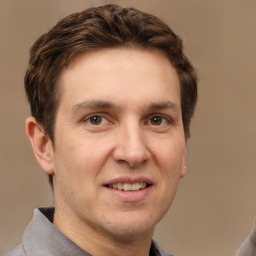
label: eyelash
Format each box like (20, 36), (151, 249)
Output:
(146, 114), (172, 126)
(82, 113), (173, 127)
(83, 113), (110, 126)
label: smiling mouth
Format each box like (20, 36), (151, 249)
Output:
(105, 182), (149, 191)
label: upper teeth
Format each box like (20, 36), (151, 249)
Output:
(108, 182), (147, 191)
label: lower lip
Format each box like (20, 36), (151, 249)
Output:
(104, 186), (153, 202)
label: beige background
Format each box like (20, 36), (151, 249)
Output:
(1, 0), (256, 255)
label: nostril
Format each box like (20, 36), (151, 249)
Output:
(116, 158), (148, 169)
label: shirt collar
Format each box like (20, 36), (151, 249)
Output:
(22, 207), (173, 256)
(22, 207), (90, 256)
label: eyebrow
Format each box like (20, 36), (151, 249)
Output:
(148, 101), (180, 112)
(71, 100), (180, 114)
(72, 100), (116, 113)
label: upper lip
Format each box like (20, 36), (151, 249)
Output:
(103, 176), (154, 186)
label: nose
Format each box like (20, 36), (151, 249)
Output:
(112, 122), (150, 168)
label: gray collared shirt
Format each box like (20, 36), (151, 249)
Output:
(5, 207), (174, 256)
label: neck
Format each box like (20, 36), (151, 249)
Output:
(53, 205), (154, 256)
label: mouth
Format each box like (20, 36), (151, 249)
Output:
(105, 182), (150, 191)
(103, 178), (153, 201)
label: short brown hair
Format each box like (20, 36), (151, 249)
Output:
(25, 4), (197, 184)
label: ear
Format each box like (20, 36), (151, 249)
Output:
(25, 117), (54, 175)
(180, 151), (187, 179)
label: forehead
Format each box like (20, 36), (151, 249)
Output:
(57, 48), (180, 111)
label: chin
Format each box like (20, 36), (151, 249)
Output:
(103, 212), (160, 240)
(108, 225), (154, 242)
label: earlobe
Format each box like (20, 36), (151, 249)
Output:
(25, 117), (54, 175)
(180, 154), (187, 179)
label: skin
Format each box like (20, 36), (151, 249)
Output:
(26, 48), (187, 256)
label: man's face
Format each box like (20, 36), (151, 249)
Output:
(51, 48), (186, 240)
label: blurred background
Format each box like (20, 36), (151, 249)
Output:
(1, 0), (256, 255)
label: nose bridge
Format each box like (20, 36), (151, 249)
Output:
(113, 118), (149, 167)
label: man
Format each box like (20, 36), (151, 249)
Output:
(6, 4), (197, 256)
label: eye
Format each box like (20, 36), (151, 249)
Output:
(89, 115), (104, 125)
(149, 115), (168, 126)
(150, 116), (164, 125)
(86, 115), (108, 125)
(81, 113), (114, 132)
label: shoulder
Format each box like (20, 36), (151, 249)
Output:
(4, 243), (26, 256)
(236, 218), (256, 256)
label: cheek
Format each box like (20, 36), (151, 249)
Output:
(154, 139), (186, 200)
(54, 134), (112, 181)
(52, 142), (95, 208)
(154, 139), (185, 171)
